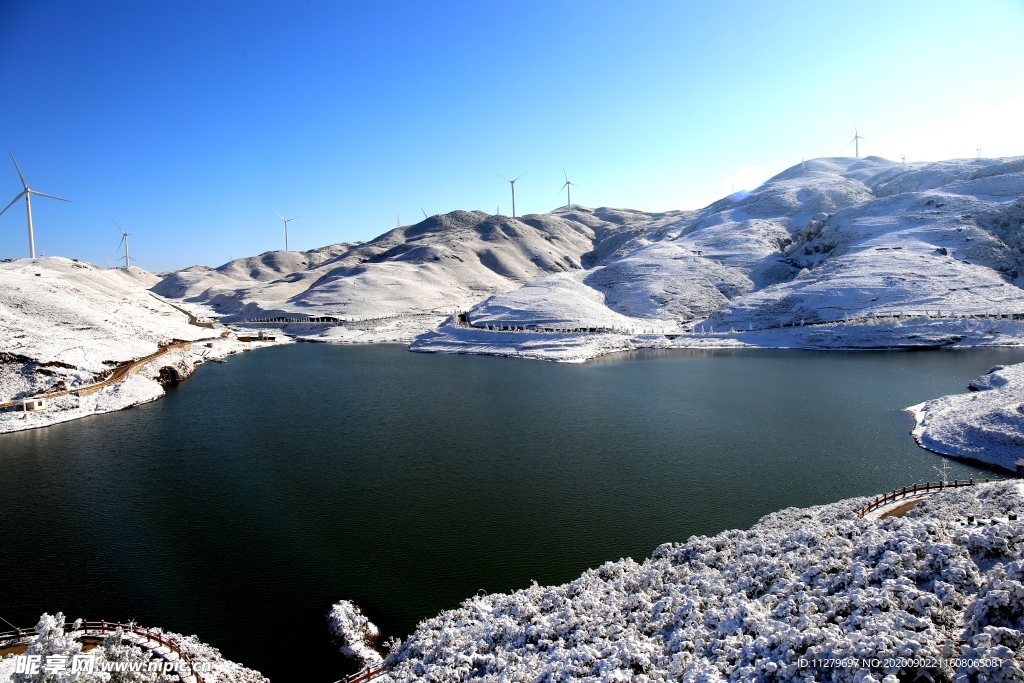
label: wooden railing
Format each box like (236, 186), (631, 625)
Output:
(336, 663), (387, 683)
(856, 478), (989, 517)
(0, 620), (206, 683)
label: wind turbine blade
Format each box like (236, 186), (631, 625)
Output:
(0, 190), (26, 217)
(421, 208), (428, 219)
(496, 173), (511, 182)
(111, 218), (122, 232)
(557, 181), (568, 194)
(9, 152), (27, 189)
(513, 172), (527, 182)
(29, 190), (71, 202)
(841, 138), (855, 152)
(275, 211), (285, 220)
(563, 167), (568, 183)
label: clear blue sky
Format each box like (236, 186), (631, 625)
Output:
(2, 1), (1023, 271)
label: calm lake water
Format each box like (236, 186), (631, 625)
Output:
(2, 344), (1022, 681)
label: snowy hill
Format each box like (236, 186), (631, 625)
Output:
(341, 481), (1024, 683)
(153, 155), (1024, 356)
(153, 209), (675, 341)
(0, 257), (262, 433)
(413, 155), (1024, 360)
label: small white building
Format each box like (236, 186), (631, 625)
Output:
(21, 398), (47, 412)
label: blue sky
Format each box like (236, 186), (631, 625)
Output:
(1, 1), (1023, 271)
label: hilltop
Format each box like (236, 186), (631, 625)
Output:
(152, 155), (1024, 356)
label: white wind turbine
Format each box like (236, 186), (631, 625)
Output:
(843, 128), (866, 158)
(0, 152), (71, 258)
(496, 172), (526, 218)
(113, 220), (133, 267)
(558, 168), (579, 210)
(275, 211), (300, 251)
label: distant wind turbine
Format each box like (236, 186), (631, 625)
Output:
(275, 211), (300, 251)
(0, 152), (71, 258)
(843, 128), (866, 158)
(558, 168), (579, 210)
(113, 220), (133, 267)
(497, 172), (526, 218)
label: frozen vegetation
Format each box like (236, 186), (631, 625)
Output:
(333, 481), (1024, 683)
(910, 362), (1024, 471)
(0, 612), (267, 682)
(327, 601), (384, 668)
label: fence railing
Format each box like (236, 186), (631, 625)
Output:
(856, 478), (989, 518)
(336, 663), (387, 683)
(0, 621), (206, 683)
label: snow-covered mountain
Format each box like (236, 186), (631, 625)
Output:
(155, 155), (1024, 358)
(419, 156), (1024, 360)
(153, 210), (665, 325)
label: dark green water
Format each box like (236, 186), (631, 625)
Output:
(1, 344), (1020, 681)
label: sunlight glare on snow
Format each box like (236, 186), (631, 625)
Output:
(722, 164), (768, 198)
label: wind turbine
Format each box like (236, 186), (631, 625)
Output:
(843, 128), (866, 158)
(496, 172), (525, 218)
(0, 152), (71, 258)
(275, 211), (300, 251)
(558, 168), (579, 210)
(113, 220), (133, 267)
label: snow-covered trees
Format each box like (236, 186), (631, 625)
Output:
(377, 482), (1024, 682)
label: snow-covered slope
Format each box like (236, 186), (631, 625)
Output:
(0, 257), (270, 433)
(153, 209), (672, 341)
(365, 481), (1024, 683)
(415, 156), (1024, 360)
(910, 362), (1024, 471)
(150, 155), (1024, 358)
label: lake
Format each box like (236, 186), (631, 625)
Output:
(1, 344), (1020, 682)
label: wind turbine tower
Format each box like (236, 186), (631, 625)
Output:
(558, 168), (579, 210)
(0, 152), (71, 258)
(845, 128), (866, 158)
(114, 220), (133, 267)
(275, 211), (300, 251)
(497, 173), (525, 218)
(977, 145), (982, 158)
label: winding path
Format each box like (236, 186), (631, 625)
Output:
(0, 296), (224, 411)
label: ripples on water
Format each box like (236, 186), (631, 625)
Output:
(2, 344), (1020, 682)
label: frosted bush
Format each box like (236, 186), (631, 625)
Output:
(328, 600), (384, 667)
(376, 483), (1024, 682)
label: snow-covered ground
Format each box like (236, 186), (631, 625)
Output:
(150, 155), (1024, 361)
(910, 362), (1024, 471)
(335, 481), (1024, 683)
(152, 209), (676, 342)
(412, 156), (1024, 361)
(0, 257), (285, 434)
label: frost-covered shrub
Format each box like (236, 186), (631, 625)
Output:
(379, 483), (1024, 682)
(12, 613), (100, 683)
(8, 615), (267, 683)
(328, 600), (383, 667)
